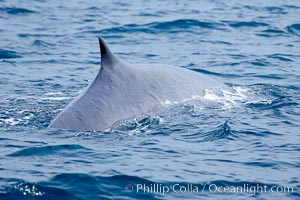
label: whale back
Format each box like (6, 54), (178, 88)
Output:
(49, 37), (224, 131)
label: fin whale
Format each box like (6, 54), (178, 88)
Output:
(49, 36), (225, 131)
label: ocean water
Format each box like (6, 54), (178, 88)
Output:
(0, 0), (300, 199)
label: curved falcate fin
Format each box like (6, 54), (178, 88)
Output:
(98, 36), (119, 69)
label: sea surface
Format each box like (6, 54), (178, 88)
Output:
(0, 0), (300, 199)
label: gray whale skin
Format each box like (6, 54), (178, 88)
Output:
(49, 36), (225, 131)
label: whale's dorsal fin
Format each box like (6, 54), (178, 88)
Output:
(98, 36), (118, 69)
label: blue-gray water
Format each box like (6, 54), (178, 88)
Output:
(0, 0), (300, 199)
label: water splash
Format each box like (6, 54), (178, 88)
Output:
(204, 86), (249, 108)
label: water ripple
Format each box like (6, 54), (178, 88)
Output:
(0, 49), (21, 59)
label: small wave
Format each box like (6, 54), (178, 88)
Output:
(100, 19), (225, 34)
(0, 7), (36, 15)
(179, 121), (232, 143)
(149, 19), (224, 30)
(32, 39), (55, 47)
(18, 33), (65, 38)
(257, 28), (288, 37)
(225, 21), (268, 28)
(283, 5), (300, 9)
(0, 49), (21, 59)
(249, 58), (272, 67)
(262, 28), (286, 34)
(286, 24), (300, 35)
(234, 130), (283, 138)
(268, 54), (294, 62)
(7, 144), (90, 157)
(265, 6), (287, 14)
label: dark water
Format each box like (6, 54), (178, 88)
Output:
(1, 0), (300, 199)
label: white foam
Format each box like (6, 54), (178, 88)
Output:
(204, 86), (249, 108)
(44, 92), (65, 96)
(160, 95), (202, 107)
(41, 96), (70, 101)
(4, 118), (20, 125)
(42, 92), (70, 101)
